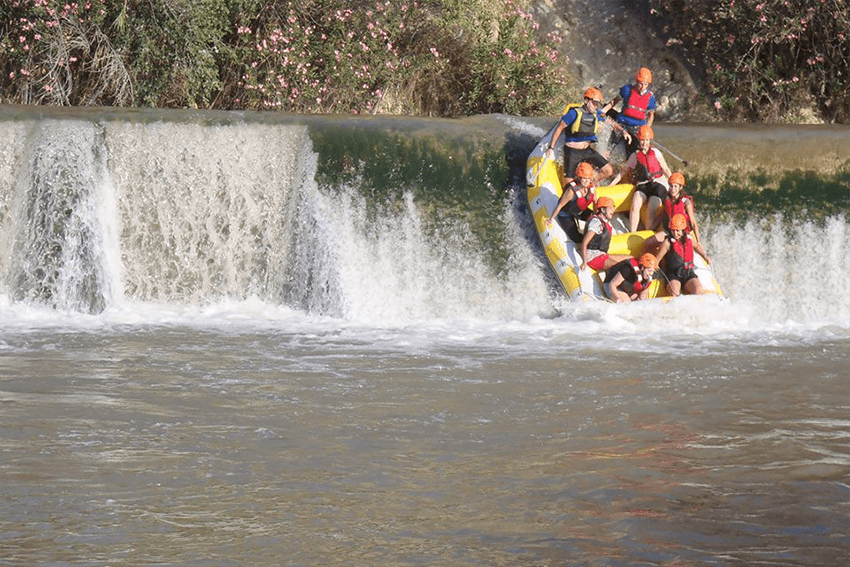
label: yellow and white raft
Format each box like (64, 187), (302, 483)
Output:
(525, 123), (723, 302)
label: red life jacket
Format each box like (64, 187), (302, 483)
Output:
(668, 236), (694, 271)
(574, 184), (596, 211)
(606, 258), (650, 294)
(664, 194), (694, 232)
(627, 258), (650, 293)
(635, 148), (664, 181)
(622, 87), (654, 121)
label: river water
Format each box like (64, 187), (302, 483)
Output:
(1, 106), (848, 566)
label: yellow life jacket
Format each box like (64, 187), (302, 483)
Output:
(563, 103), (599, 139)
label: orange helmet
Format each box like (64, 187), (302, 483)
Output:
(670, 214), (688, 230)
(638, 253), (658, 270)
(596, 196), (614, 210)
(637, 125), (654, 140)
(575, 162), (595, 179)
(584, 87), (603, 103)
(635, 67), (652, 83)
(669, 172), (685, 186)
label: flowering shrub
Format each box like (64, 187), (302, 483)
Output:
(648, 0), (850, 122)
(0, 0), (572, 116)
(232, 0), (571, 115)
(0, 0), (132, 105)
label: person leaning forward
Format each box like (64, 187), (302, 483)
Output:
(604, 253), (658, 303)
(545, 161), (597, 243)
(544, 87), (632, 187)
(579, 196), (632, 272)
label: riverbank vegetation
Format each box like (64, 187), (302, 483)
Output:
(2, 0), (848, 123)
(648, 0), (849, 123)
(0, 0), (573, 116)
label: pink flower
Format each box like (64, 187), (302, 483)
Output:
(714, 101), (721, 111)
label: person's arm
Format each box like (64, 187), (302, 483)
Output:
(608, 271), (629, 302)
(579, 227), (596, 271)
(656, 149), (673, 180)
(655, 238), (670, 264)
(546, 109), (577, 157)
(693, 238), (711, 265)
(545, 120), (567, 158)
(642, 230), (666, 254)
(686, 200), (701, 244)
(547, 186), (576, 224)
(601, 95), (621, 115)
(604, 115), (631, 145)
(611, 153), (637, 186)
(646, 94), (657, 127)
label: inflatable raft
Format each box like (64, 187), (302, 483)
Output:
(526, 122), (723, 302)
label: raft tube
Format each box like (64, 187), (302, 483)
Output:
(526, 123), (723, 302)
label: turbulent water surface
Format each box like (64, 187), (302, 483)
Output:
(1, 106), (849, 566)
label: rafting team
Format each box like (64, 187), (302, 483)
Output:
(542, 67), (711, 302)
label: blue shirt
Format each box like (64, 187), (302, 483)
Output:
(560, 106), (607, 143)
(616, 84), (657, 127)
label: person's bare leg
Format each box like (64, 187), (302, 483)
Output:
(645, 196), (663, 231)
(630, 192), (646, 232)
(667, 279), (682, 297)
(684, 278), (704, 295)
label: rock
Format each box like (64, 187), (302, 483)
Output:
(530, 0), (698, 121)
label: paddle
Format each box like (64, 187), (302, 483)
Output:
(653, 139), (689, 167)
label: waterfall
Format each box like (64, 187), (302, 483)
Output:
(0, 117), (319, 314)
(2, 109), (846, 325)
(1, 120), (118, 313)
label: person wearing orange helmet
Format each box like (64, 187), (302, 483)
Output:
(611, 124), (672, 233)
(579, 196), (632, 272)
(602, 67), (657, 157)
(545, 161), (598, 242)
(543, 86), (631, 187)
(655, 213), (711, 296)
(603, 253), (658, 302)
(661, 171), (701, 244)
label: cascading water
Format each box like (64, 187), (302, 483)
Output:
(1, 109), (849, 328)
(1, 120), (119, 313)
(4, 109), (850, 567)
(0, 112), (552, 321)
(0, 117), (328, 315)
(105, 120), (316, 307)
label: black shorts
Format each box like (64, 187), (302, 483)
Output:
(564, 147), (609, 180)
(664, 265), (698, 285)
(636, 181), (668, 200)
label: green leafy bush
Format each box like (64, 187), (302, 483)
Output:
(649, 0), (850, 123)
(0, 0), (573, 116)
